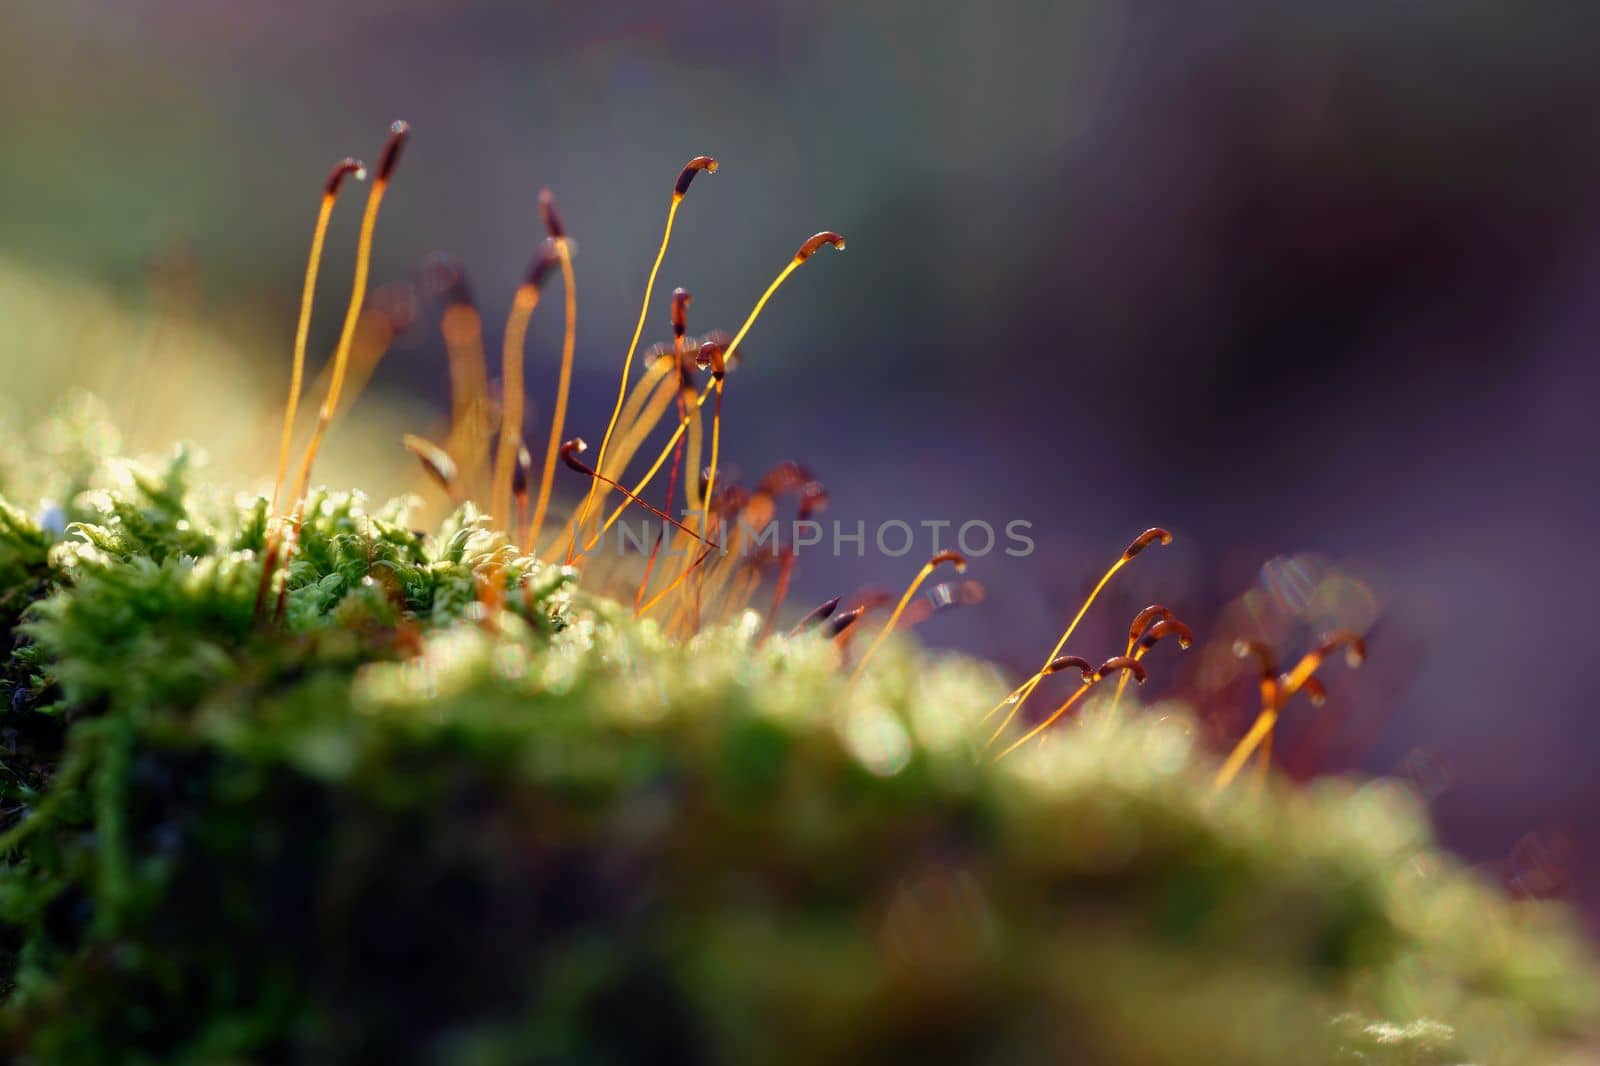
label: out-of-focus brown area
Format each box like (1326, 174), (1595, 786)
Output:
(3, 1), (1599, 920)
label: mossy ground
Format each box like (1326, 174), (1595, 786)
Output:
(0, 402), (1595, 1064)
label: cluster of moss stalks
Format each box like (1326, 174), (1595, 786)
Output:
(0, 400), (1595, 1064)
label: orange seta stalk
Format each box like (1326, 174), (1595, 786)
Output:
(636, 350), (695, 610)
(526, 190), (577, 552)
(570, 158), (715, 562)
(1110, 614), (1193, 710)
(993, 657), (1146, 758)
(490, 244), (559, 538)
(288, 121), (409, 515)
(984, 528), (1172, 738)
(259, 123), (406, 623)
(635, 545), (718, 615)
(1212, 636), (1361, 791)
(845, 551), (967, 689)
(584, 232), (845, 552)
(269, 158), (366, 520)
(686, 341), (729, 625)
(558, 438), (712, 546)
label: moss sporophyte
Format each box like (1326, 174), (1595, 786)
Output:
(0, 123), (1595, 1063)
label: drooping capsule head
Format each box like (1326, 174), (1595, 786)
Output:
(795, 231), (847, 262)
(1094, 656), (1148, 684)
(688, 329), (735, 373)
(325, 158), (368, 198)
(697, 339), (728, 380)
(928, 549), (968, 574)
(1139, 619), (1194, 651)
(1299, 676), (1329, 707)
(1044, 655), (1095, 683)
(376, 120), (410, 183)
(673, 156), (718, 199)
(1123, 527), (1174, 560)
(559, 437), (590, 473)
(1128, 604), (1176, 646)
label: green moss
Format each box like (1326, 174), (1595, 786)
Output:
(0, 404), (1595, 1064)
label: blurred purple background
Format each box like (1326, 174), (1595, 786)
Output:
(5, 2), (1600, 917)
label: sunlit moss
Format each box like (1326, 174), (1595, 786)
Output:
(0, 404), (1595, 1064)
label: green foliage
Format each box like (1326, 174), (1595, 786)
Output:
(0, 407), (1595, 1064)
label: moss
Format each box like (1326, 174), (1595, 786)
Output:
(0, 405), (1595, 1064)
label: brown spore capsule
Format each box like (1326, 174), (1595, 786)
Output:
(559, 437), (591, 473)
(1138, 619), (1194, 651)
(376, 120), (410, 183)
(674, 156), (718, 199)
(791, 596), (842, 634)
(829, 605), (866, 637)
(697, 339), (728, 380)
(1094, 656), (1147, 684)
(796, 231), (847, 262)
(1044, 655), (1095, 682)
(1122, 527), (1174, 560)
(1127, 604), (1177, 647)
(325, 158), (367, 197)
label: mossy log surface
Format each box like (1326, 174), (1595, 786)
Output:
(0, 403), (1595, 1064)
